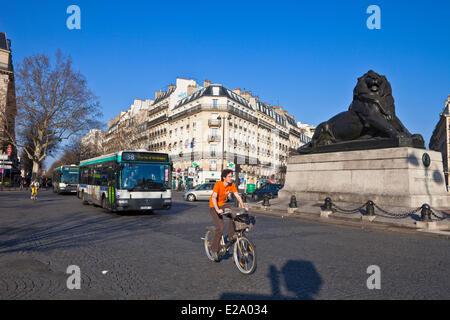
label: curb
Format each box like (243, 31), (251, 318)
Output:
(248, 205), (450, 240)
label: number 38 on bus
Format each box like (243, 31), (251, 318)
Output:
(77, 150), (172, 212)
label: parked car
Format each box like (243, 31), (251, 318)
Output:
(184, 182), (215, 201)
(251, 183), (284, 201)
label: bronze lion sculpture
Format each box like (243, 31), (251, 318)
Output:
(298, 70), (424, 153)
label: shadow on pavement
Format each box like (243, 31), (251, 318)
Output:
(220, 260), (322, 300)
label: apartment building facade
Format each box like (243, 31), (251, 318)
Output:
(0, 32), (18, 170)
(102, 78), (312, 189)
(429, 95), (450, 188)
(81, 129), (105, 158)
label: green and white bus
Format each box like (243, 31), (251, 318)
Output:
(77, 150), (172, 212)
(53, 165), (79, 194)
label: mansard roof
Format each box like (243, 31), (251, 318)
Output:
(153, 86), (176, 105)
(173, 85), (254, 110)
(172, 82), (298, 128)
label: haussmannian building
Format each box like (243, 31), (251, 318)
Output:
(429, 95), (450, 189)
(81, 129), (105, 158)
(99, 78), (313, 189)
(0, 32), (18, 168)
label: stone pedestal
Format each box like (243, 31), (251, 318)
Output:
(279, 147), (450, 208)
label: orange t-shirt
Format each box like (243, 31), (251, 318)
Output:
(209, 181), (237, 208)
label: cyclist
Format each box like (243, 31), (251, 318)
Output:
(209, 169), (248, 261)
(30, 178), (40, 200)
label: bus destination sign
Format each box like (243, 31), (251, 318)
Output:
(122, 152), (169, 163)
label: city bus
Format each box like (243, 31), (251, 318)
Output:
(52, 165), (79, 194)
(77, 150), (172, 212)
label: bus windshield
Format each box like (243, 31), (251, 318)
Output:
(62, 170), (78, 184)
(120, 163), (169, 191)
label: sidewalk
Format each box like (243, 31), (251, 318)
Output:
(0, 187), (29, 192)
(247, 197), (450, 240)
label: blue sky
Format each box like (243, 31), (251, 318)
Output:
(1, 0), (449, 166)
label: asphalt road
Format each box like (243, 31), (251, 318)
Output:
(0, 189), (449, 299)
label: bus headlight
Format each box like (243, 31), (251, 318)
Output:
(117, 200), (128, 205)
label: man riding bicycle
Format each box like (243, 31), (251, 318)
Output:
(30, 178), (40, 200)
(209, 169), (248, 261)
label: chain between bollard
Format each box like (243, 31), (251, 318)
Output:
(331, 201), (368, 214)
(429, 207), (450, 221)
(324, 197), (437, 220)
(373, 203), (421, 219)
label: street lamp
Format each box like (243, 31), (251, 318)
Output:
(216, 114), (231, 171)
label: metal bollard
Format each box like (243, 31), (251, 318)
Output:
(421, 204), (432, 222)
(263, 194), (270, 207)
(241, 193), (247, 203)
(289, 195), (298, 208)
(324, 197), (332, 211)
(366, 200), (375, 216)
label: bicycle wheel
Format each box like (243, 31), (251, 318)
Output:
(204, 230), (216, 262)
(233, 235), (257, 274)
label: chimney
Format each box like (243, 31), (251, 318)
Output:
(203, 79), (211, 87)
(233, 88), (242, 95)
(187, 84), (197, 96)
(272, 106), (283, 114)
(155, 90), (164, 99)
(168, 83), (175, 91)
(249, 96), (259, 108)
(243, 91), (252, 101)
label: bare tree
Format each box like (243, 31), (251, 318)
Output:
(0, 50), (102, 177)
(20, 127), (59, 176)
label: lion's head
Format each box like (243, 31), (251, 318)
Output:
(354, 70), (391, 96)
(353, 70), (395, 114)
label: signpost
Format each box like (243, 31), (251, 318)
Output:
(0, 156), (13, 188)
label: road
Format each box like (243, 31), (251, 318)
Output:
(0, 189), (449, 299)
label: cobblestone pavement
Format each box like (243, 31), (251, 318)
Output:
(0, 190), (449, 299)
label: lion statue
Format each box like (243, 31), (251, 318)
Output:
(298, 70), (424, 153)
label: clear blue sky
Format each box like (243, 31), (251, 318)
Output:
(1, 0), (449, 166)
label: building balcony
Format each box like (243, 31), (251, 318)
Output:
(208, 135), (221, 142)
(208, 119), (222, 127)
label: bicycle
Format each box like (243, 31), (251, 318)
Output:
(203, 208), (257, 275)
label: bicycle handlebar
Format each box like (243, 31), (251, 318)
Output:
(223, 208), (248, 219)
